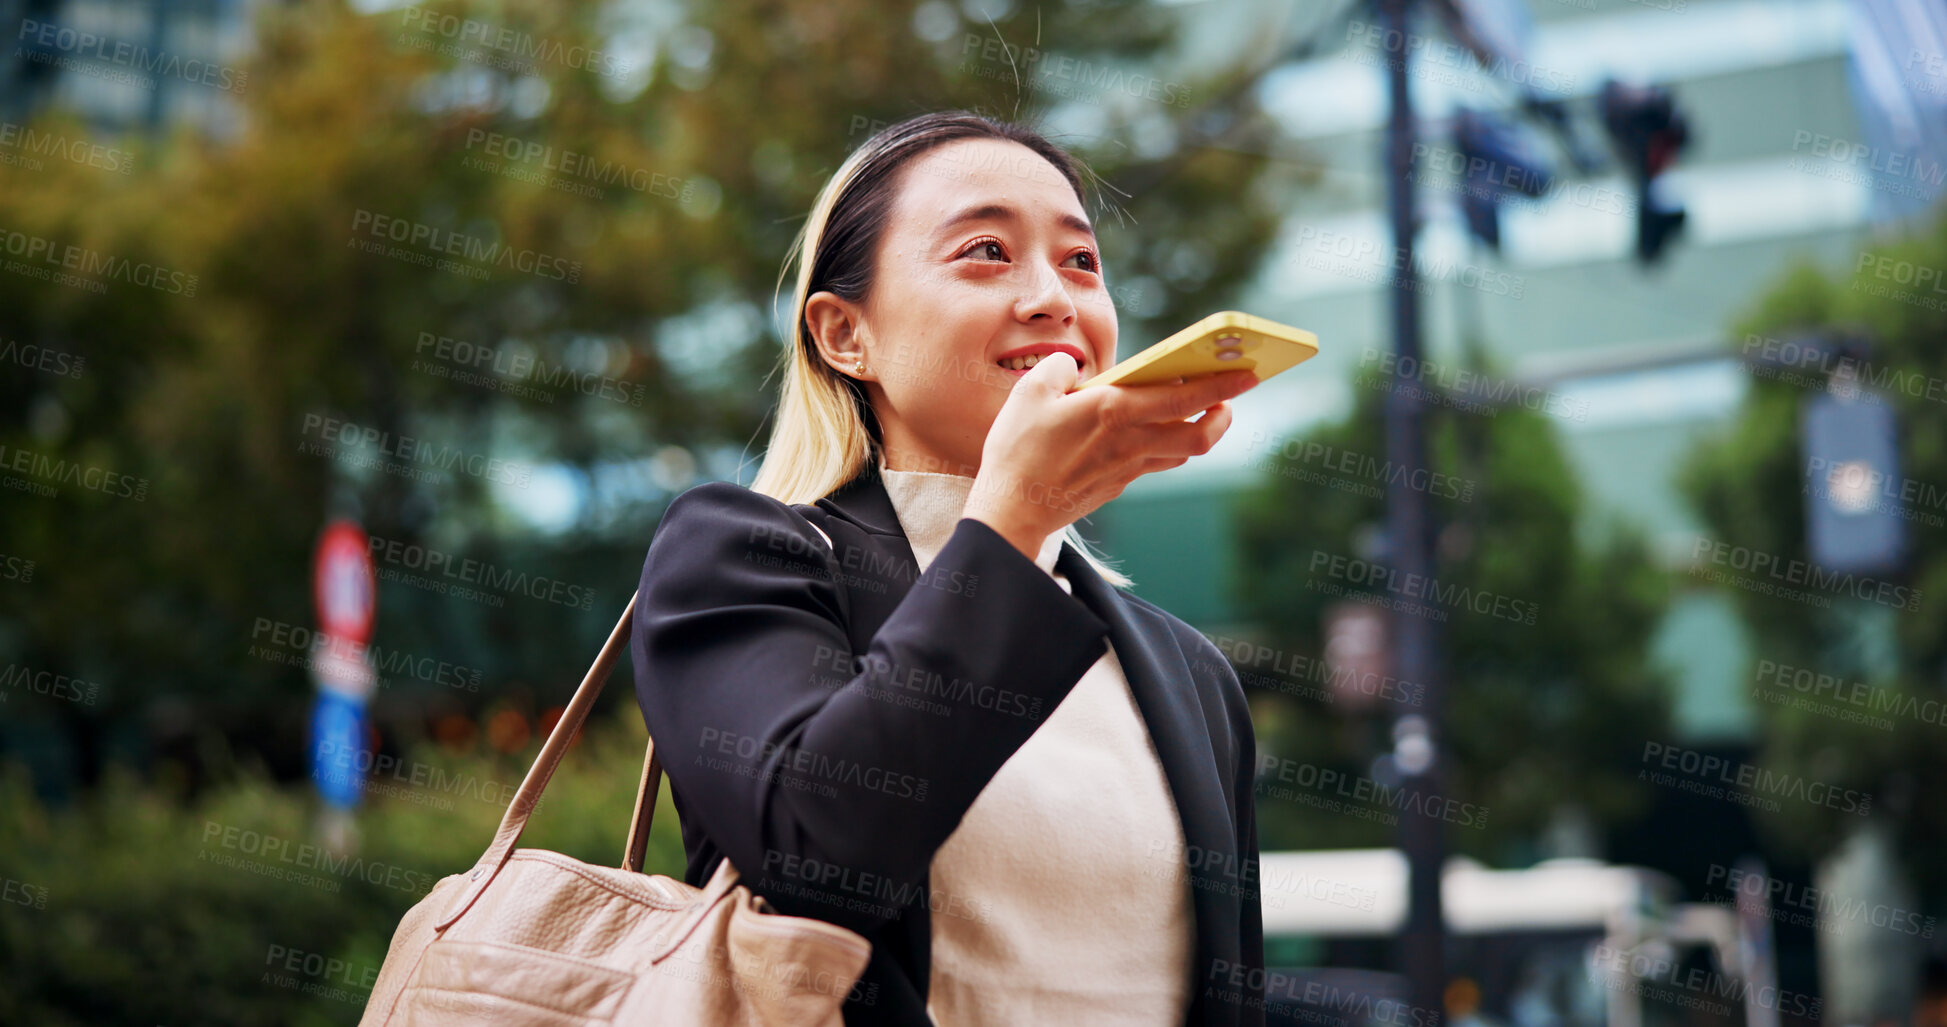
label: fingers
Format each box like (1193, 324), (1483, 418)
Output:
(988, 359), (1244, 525)
(1093, 451), (1194, 498)
(1098, 369), (1257, 427)
(1020, 350), (1081, 394)
(1085, 401), (1232, 495)
(1137, 400), (1233, 459)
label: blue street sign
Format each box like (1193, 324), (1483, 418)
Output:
(310, 691), (367, 809)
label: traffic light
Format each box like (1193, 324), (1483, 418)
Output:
(1450, 107), (1553, 252)
(1599, 79), (1691, 265)
(1801, 356), (1907, 576)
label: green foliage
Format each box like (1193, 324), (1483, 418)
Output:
(1233, 371), (1674, 858)
(0, 707), (683, 1026)
(1676, 211), (1947, 897)
(0, 0), (1297, 778)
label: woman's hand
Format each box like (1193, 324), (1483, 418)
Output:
(962, 352), (1259, 560)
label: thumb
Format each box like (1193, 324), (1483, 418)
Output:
(1020, 350), (1080, 394)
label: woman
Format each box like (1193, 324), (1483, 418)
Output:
(630, 110), (1265, 1027)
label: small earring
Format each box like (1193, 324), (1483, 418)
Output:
(853, 359), (867, 375)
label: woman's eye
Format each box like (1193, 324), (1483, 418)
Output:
(964, 239), (1006, 261)
(1065, 250), (1100, 273)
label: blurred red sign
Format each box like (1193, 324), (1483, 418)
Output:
(313, 520), (375, 645)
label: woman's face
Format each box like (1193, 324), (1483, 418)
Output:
(807, 137), (1117, 476)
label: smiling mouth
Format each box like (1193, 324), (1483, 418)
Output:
(996, 353), (1079, 372)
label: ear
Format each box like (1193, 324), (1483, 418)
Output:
(804, 291), (871, 380)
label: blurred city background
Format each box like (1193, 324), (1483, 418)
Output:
(2, 0), (1943, 1024)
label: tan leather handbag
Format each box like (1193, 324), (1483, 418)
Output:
(358, 593), (873, 1026)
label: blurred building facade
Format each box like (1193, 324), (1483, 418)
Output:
(1091, 0), (1912, 748)
(2, 0), (255, 136)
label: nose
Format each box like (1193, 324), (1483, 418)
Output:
(1015, 260), (1077, 326)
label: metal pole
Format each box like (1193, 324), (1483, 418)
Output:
(144, 0), (171, 133)
(1378, 0), (1447, 1021)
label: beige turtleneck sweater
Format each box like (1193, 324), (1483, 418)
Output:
(874, 462), (1196, 1027)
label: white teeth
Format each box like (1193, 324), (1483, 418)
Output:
(1000, 354), (1044, 370)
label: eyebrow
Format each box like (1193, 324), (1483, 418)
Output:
(934, 202), (1096, 244)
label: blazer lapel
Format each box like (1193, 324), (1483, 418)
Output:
(821, 469), (1237, 981)
(816, 462), (906, 537)
(1059, 541), (1238, 849)
(822, 466), (1235, 869)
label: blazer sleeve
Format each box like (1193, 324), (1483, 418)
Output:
(630, 481), (1112, 934)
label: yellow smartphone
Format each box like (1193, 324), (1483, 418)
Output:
(1071, 311), (1319, 391)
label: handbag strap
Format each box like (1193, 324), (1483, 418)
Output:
(623, 729), (662, 873)
(438, 590), (652, 930)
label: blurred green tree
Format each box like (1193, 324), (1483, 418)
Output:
(1677, 210), (1947, 902)
(1232, 372), (1675, 859)
(0, 0), (1306, 789)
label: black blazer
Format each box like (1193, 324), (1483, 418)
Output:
(629, 463), (1265, 1026)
